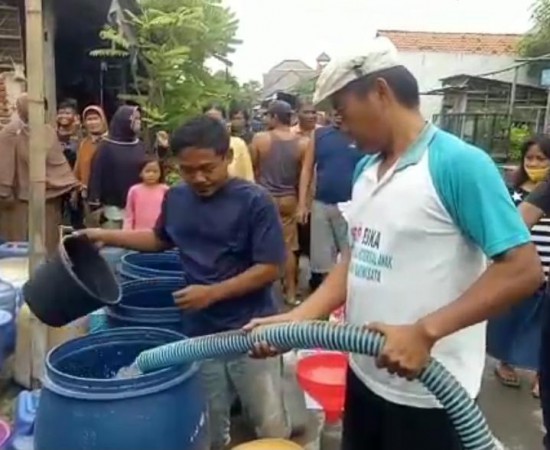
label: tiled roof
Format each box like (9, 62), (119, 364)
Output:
(377, 30), (522, 55)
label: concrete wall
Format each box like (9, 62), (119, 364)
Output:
(399, 52), (538, 119)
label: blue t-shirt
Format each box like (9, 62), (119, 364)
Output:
(154, 178), (286, 337)
(315, 126), (363, 205)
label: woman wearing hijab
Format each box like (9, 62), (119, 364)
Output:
(88, 105), (146, 229)
(72, 105), (108, 228)
(0, 93), (79, 254)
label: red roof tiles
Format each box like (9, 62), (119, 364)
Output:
(377, 30), (522, 55)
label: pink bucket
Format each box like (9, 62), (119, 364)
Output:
(0, 418), (11, 447)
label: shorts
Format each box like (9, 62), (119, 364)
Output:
(342, 369), (463, 450)
(273, 195), (299, 252)
(310, 200), (349, 273)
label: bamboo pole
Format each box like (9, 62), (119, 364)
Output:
(25, 0), (48, 386)
(43, 0), (56, 124)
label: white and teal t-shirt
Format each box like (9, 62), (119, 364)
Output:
(347, 123), (531, 409)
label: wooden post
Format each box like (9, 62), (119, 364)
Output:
(25, 0), (48, 386)
(43, 0), (56, 124)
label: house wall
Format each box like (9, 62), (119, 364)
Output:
(263, 69), (316, 97)
(399, 51), (537, 119)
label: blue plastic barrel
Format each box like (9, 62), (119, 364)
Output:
(106, 278), (189, 333)
(119, 252), (184, 281)
(0, 242), (29, 259)
(0, 280), (16, 354)
(0, 310), (13, 371)
(100, 247), (127, 275)
(34, 327), (207, 450)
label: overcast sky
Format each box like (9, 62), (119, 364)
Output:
(216, 0), (535, 82)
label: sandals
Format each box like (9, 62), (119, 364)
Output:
(532, 378), (540, 399)
(494, 364), (521, 388)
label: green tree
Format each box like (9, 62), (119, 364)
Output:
(91, 0), (240, 130)
(520, 0), (550, 66)
(233, 80), (262, 110)
(291, 76), (317, 101)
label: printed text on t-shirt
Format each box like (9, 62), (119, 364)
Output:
(349, 226), (393, 283)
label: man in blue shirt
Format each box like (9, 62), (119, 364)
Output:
(297, 111), (363, 291)
(83, 116), (290, 449)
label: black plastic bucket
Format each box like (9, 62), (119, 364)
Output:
(23, 235), (121, 327)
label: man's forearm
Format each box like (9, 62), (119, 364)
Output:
(298, 168), (312, 208)
(419, 244), (543, 341)
(519, 202), (545, 228)
(99, 229), (169, 253)
(293, 255), (349, 320)
(211, 263), (279, 302)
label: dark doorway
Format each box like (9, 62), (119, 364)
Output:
(53, 0), (130, 120)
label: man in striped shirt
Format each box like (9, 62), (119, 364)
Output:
(520, 183), (550, 449)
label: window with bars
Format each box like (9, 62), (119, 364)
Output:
(0, 2), (23, 70)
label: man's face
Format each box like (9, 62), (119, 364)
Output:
(230, 112), (246, 133)
(84, 112), (104, 134)
(178, 147), (230, 197)
(334, 81), (392, 152)
(298, 105), (316, 129)
(57, 107), (76, 127)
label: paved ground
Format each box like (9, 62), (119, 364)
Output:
(284, 359), (545, 450)
(0, 255), (544, 449)
(0, 347), (545, 449)
(480, 359), (543, 450)
(268, 258), (547, 449)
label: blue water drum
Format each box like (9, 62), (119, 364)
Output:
(100, 247), (127, 275)
(0, 310), (13, 371)
(119, 252), (184, 281)
(34, 327), (207, 450)
(0, 280), (17, 353)
(106, 278), (189, 332)
(0, 242), (29, 259)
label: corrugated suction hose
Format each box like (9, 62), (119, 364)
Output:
(135, 321), (499, 450)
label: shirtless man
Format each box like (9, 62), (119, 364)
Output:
(251, 100), (309, 305)
(292, 101), (318, 139)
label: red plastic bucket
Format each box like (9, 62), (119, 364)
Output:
(296, 352), (347, 423)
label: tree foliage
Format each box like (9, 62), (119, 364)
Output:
(291, 76), (318, 102)
(91, 0), (241, 129)
(520, 0), (550, 61)
(233, 80), (263, 110)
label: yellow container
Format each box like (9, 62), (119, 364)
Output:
(232, 439), (303, 450)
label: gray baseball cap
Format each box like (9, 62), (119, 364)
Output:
(313, 37), (400, 105)
(267, 100), (293, 115)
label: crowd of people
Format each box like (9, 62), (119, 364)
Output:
(3, 35), (550, 450)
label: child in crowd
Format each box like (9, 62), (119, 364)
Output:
(123, 158), (168, 230)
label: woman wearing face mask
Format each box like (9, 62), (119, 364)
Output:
(88, 105), (146, 229)
(487, 135), (550, 398)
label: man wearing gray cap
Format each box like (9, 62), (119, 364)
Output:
(246, 37), (543, 449)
